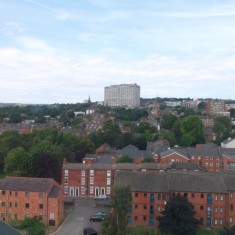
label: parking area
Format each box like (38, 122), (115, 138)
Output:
(52, 198), (111, 235)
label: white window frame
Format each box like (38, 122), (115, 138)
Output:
(106, 187), (110, 195)
(90, 186), (94, 194)
(107, 170), (111, 177)
(90, 177), (94, 185)
(90, 170), (94, 176)
(81, 170), (86, 177)
(81, 178), (85, 185)
(64, 170), (68, 176)
(107, 178), (111, 186)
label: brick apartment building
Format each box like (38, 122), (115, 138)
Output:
(158, 144), (235, 172)
(62, 161), (165, 198)
(115, 171), (235, 229)
(0, 177), (64, 227)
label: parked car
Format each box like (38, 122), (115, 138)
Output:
(89, 214), (106, 222)
(83, 227), (98, 235)
(94, 194), (107, 200)
(94, 211), (108, 218)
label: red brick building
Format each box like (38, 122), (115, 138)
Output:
(0, 177), (64, 227)
(62, 161), (165, 198)
(115, 171), (235, 229)
(158, 144), (235, 172)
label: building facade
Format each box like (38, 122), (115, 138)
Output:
(0, 177), (64, 227)
(62, 161), (165, 198)
(115, 171), (235, 229)
(104, 84), (140, 107)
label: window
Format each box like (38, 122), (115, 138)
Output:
(64, 170), (68, 176)
(230, 205), (234, 211)
(230, 192), (233, 199)
(150, 194), (154, 203)
(64, 186), (68, 194)
(144, 193), (147, 198)
(162, 194), (166, 200)
(200, 206), (204, 210)
(9, 191), (12, 196)
(135, 204), (138, 209)
(1, 202), (5, 207)
(90, 186), (94, 194)
(25, 203), (30, 209)
(39, 192), (44, 198)
(220, 219), (223, 225)
(90, 170), (94, 176)
(50, 213), (55, 219)
(220, 207), (223, 213)
(127, 216), (131, 225)
(184, 193), (188, 198)
(214, 207), (218, 213)
(81, 170), (85, 177)
(64, 177), (68, 184)
(106, 187), (110, 195)
(143, 216), (146, 221)
(25, 192), (30, 197)
(210, 163), (213, 167)
(15, 192), (18, 197)
(157, 206), (161, 212)
(220, 195), (224, 201)
(107, 178), (111, 185)
(158, 194), (161, 200)
(39, 204), (43, 209)
(230, 217), (233, 223)
(1, 213), (6, 219)
(25, 214), (29, 219)
(90, 177), (94, 185)
(135, 193), (138, 198)
(191, 193), (195, 198)
(107, 170), (111, 177)
(143, 205), (147, 210)
(134, 216), (138, 221)
(38, 215), (43, 221)
(15, 202), (18, 208)
(150, 217), (154, 226)
(214, 219), (218, 225)
(200, 193), (204, 198)
(81, 187), (86, 195)
(81, 178), (85, 185)
(215, 195), (218, 200)
(9, 202), (12, 207)
(1, 191), (5, 196)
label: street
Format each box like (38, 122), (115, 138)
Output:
(51, 198), (110, 235)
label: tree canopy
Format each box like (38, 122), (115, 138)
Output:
(157, 195), (199, 235)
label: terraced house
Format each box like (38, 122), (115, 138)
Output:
(115, 171), (235, 229)
(62, 160), (165, 198)
(0, 177), (64, 227)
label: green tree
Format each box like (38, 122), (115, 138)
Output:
(141, 157), (155, 163)
(102, 119), (121, 147)
(161, 114), (178, 131)
(117, 155), (134, 163)
(213, 116), (232, 144)
(109, 184), (131, 234)
(180, 115), (204, 146)
(157, 195), (199, 235)
(4, 147), (31, 176)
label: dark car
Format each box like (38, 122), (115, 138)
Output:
(93, 211), (108, 217)
(89, 214), (106, 222)
(83, 227), (98, 235)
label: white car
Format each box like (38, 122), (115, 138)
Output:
(94, 195), (107, 200)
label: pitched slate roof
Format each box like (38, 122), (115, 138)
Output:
(115, 171), (168, 192)
(167, 162), (206, 171)
(115, 171), (233, 193)
(0, 220), (23, 235)
(48, 185), (61, 198)
(118, 144), (152, 159)
(95, 156), (114, 164)
(0, 177), (54, 192)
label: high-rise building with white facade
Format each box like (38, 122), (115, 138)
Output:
(104, 84), (140, 107)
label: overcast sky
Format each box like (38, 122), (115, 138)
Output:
(1, 0), (235, 104)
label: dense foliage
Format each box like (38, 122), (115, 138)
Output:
(102, 184), (131, 235)
(157, 195), (199, 235)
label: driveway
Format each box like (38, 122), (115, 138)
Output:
(51, 198), (110, 235)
